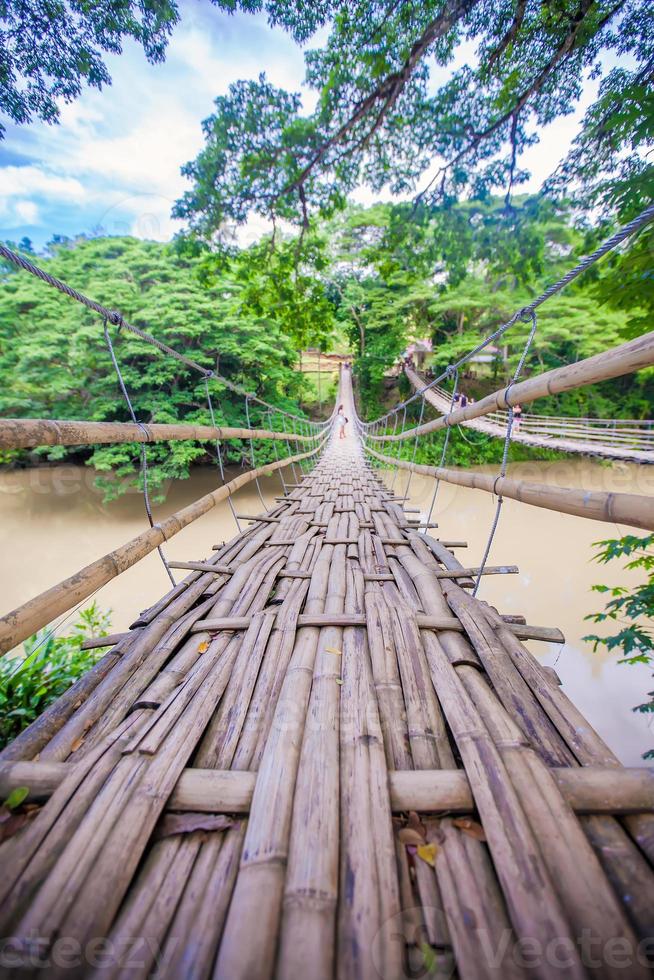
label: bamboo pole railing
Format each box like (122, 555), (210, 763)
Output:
(0, 433), (329, 656)
(365, 445), (654, 531)
(0, 418), (321, 450)
(369, 329), (654, 442)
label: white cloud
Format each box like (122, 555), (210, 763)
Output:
(0, 165), (87, 202)
(9, 199), (39, 225)
(0, 6), (309, 246)
(0, 7), (623, 247)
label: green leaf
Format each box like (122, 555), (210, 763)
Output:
(3, 786), (29, 810)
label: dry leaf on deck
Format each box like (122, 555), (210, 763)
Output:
(398, 827), (425, 846)
(407, 810), (426, 840)
(197, 641), (209, 654)
(452, 817), (486, 841)
(154, 812), (234, 840)
(0, 805), (40, 844)
(325, 646), (342, 656)
(70, 735), (85, 753)
(417, 842), (438, 867)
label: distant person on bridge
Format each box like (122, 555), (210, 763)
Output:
(336, 404), (348, 440)
(513, 403), (523, 431)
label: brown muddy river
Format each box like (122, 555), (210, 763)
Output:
(0, 458), (652, 765)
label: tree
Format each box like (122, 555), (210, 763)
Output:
(0, 234), (324, 497)
(0, 0), (345, 140)
(175, 0), (654, 237)
(584, 535), (654, 760)
(0, 1), (179, 137)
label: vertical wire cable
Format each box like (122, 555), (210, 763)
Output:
(390, 405), (407, 492)
(287, 417), (300, 485)
(296, 418), (307, 475)
(103, 320), (176, 586)
(205, 378), (241, 532)
(245, 395), (267, 509)
(426, 367), (459, 526)
(404, 394), (426, 502)
(267, 409), (287, 495)
(473, 311), (538, 596)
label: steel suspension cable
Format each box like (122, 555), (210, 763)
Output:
(404, 395), (426, 502)
(390, 405), (407, 493)
(0, 242), (332, 428)
(362, 201), (654, 430)
(267, 409), (287, 496)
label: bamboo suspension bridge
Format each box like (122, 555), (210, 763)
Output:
(405, 367), (654, 463)
(1, 209), (654, 978)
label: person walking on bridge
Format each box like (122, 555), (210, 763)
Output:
(336, 404), (348, 440)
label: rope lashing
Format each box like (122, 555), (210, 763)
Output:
(205, 379), (241, 533)
(473, 309), (538, 597)
(103, 320), (176, 587)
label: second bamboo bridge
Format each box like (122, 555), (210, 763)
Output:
(1, 210), (654, 978)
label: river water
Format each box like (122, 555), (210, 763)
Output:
(0, 458), (652, 765)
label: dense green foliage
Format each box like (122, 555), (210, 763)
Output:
(0, 1), (179, 137)
(2, 193), (652, 490)
(0, 603), (110, 749)
(323, 196), (654, 417)
(0, 234), (326, 498)
(175, 0), (653, 236)
(584, 536), (654, 760)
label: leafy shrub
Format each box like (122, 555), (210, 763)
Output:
(584, 535), (654, 759)
(0, 603), (111, 749)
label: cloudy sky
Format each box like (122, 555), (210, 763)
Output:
(0, 1), (601, 251)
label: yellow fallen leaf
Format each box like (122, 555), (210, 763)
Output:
(335, 678), (343, 686)
(70, 736), (85, 753)
(417, 843), (438, 867)
(198, 641), (209, 654)
(325, 646), (342, 656)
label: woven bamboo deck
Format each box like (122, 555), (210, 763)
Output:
(1, 369), (654, 979)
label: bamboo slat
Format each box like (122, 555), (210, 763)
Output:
(3, 761), (653, 815)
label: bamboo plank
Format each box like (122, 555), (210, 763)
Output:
(192, 612), (564, 642)
(4, 762), (653, 815)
